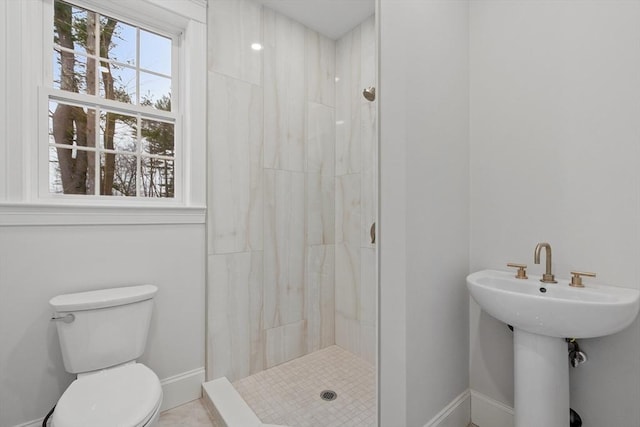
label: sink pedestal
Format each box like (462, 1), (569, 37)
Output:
(468, 269), (640, 426)
(514, 329), (569, 427)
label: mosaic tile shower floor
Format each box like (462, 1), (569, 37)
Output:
(233, 345), (376, 427)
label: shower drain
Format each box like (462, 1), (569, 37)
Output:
(320, 390), (337, 401)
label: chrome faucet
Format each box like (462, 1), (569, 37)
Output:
(534, 242), (557, 283)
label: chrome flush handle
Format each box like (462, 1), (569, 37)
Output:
(51, 313), (75, 323)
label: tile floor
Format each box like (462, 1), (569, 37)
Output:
(157, 367), (474, 427)
(158, 400), (475, 427)
(233, 345), (376, 427)
(158, 399), (217, 427)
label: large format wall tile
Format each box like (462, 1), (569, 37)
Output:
(361, 102), (377, 248)
(336, 26), (362, 176)
(307, 102), (335, 177)
(206, 3), (359, 383)
(208, 0), (262, 85)
(359, 322), (376, 365)
(263, 9), (306, 171)
(263, 169), (306, 329)
(308, 102), (336, 245)
(307, 173), (335, 246)
(360, 16), (377, 247)
(335, 312), (361, 356)
(335, 243), (360, 320)
(208, 72), (263, 255)
(335, 313), (375, 365)
(360, 16), (376, 94)
(360, 247), (376, 325)
(306, 29), (336, 107)
(265, 320), (307, 368)
(334, 16), (377, 368)
(207, 252), (264, 382)
(306, 245), (335, 352)
(336, 174), (361, 246)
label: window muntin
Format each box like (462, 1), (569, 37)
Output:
(49, 0), (176, 198)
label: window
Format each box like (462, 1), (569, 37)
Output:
(48, 0), (177, 198)
(0, 0), (205, 225)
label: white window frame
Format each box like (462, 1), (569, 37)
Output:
(43, 1), (181, 201)
(0, 0), (206, 225)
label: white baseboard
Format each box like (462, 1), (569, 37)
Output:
(470, 390), (514, 427)
(424, 389), (471, 427)
(160, 367), (206, 412)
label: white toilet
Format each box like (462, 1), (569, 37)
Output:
(49, 285), (163, 427)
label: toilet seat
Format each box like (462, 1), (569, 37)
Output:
(52, 363), (163, 427)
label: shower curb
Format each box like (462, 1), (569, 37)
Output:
(202, 377), (289, 427)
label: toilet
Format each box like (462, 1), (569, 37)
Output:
(49, 285), (163, 427)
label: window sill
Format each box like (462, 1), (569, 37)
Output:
(0, 202), (206, 226)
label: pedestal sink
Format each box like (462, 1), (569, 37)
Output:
(467, 269), (640, 427)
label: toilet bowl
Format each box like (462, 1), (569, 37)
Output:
(52, 363), (163, 427)
(50, 285), (161, 427)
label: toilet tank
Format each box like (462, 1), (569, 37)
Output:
(50, 285), (158, 374)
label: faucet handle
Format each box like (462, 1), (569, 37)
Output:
(507, 263), (528, 279)
(570, 271), (596, 288)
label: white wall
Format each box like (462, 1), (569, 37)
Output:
(469, 1), (640, 425)
(379, 1), (470, 425)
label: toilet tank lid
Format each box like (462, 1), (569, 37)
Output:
(50, 285), (158, 312)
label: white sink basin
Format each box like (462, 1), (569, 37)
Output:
(468, 269), (640, 426)
(467, 269), (639, 338)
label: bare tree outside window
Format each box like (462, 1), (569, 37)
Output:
(50, 0), (175, 198)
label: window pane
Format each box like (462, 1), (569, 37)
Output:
(141, 118), (174, 156)
(72, 54), (88, 92)
(53, 1), (99, 96)
(100, 17), (136, 66)
(54, 2), (95, 55)
(49, 101), (97, 149)
(53, 50), (62, 90)
(139, 73), (171, 110)
(99, 110), (137, 152)
(52, 1), (174, 112)
(102, 153), (137, 196)
(53, 50), (97, 95)
(49, 101), (98, 194)
(49, 146), (63, 194)
(140, 30), (171, 75)
(49, 145), (95, 195)
(141, 157), (174, 198)
(100, 62), (136, 104)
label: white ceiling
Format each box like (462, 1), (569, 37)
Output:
(253, 0), (374, 40)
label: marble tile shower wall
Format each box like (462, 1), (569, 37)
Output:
(207, 0), (338, 382)
(335, 16), (376, 365)
(207, 0), (376, 383)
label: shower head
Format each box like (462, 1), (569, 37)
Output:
(363, 86), (376, 102)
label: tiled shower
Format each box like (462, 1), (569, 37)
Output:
(206, 0), (376, 390)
